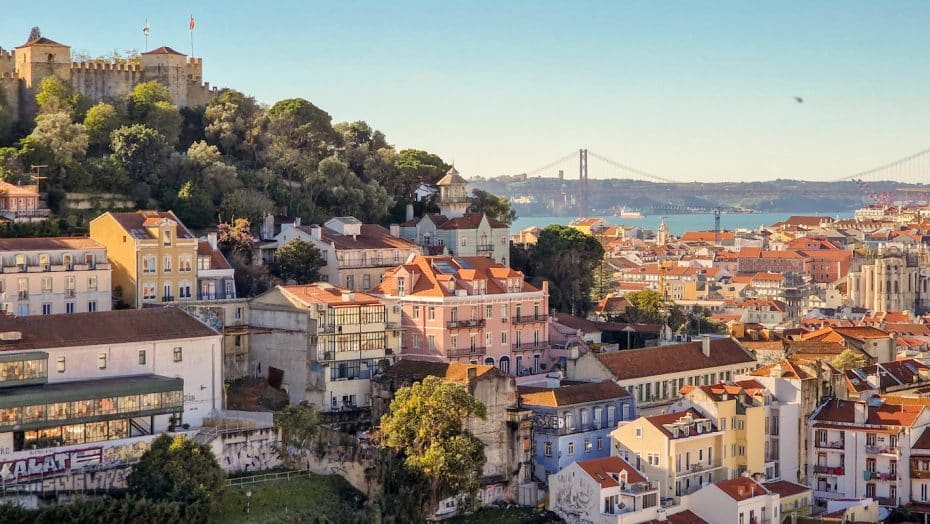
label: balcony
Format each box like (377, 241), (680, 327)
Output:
(513, 341), (550, 352)
(476, 244), (494, 254)
(877, 496), (897, 507)
(863, 470), (897, 481)
(65, 289), (76, 298)
(446, 346), (486, 358)
(512, 314), (548, 324)
(813, 465), (844, 476)
(675, 462), (723, 477)
(866, 445), (898, 455)
(447, 319), (485, 330)
(813, 490), (848, 501)
(619, 481), (660, 495)
(161, 296), (174, 303)
(338, 258), (388, 269)
(815, 440), (845, 450)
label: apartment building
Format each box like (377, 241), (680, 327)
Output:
(372, 256), (552, 375)
(0, 237), (112, 316)
(196, 236), (236, 300)
(797, 325), (896, 364)
(547, 456), (663, 523)
(687, 477), (781, 524)
(0, 181), (49, 223)
(808, 397), (930, 506)
(677, 380), (799, 483)
(613, 409), (726, 502)
(89, 211), (198, 308)
(568, 335), (758, 414)
(519, 379), (634, 481)
(249, 284), (400, 411)
(271, 216), (421, 291)
(0, 308), (222, 487)
(398, 168), (510, 266)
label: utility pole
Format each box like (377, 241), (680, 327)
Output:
(578, 149), (588, 218)
(29, 164), (48, 191)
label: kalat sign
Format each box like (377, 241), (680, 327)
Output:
(0, 436), (157, 484)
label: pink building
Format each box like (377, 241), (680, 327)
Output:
(373, 256), (551, 376)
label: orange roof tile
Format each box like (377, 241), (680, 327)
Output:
(576, 456), (646, 487)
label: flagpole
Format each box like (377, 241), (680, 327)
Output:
(189, 15), (195, 57)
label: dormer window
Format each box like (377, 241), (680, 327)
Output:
(163, 229), (172, 246)
(397, 277), (406, 296)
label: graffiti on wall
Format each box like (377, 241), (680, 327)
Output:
(0, 438), (153, 484)
(37, 467), (132, 492)
(221, 437), (278, 473)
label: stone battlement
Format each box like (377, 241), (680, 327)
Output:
(0, 49), (13, 60)
(0, 72), (15, 79)
(72, 61), (143, 72)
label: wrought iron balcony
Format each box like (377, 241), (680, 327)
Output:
(512, 314), (548, 324)
(447, 319), (486, 329)
(446, 346), (486, 358)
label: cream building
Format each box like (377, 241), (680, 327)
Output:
(248, 284), (400, 411)
(612, 409), (726, 502)
(0, 237), (112, 316)
(686, 476), (780, 524)
(847, 250), (930, 314)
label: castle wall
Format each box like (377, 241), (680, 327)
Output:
(70, 62), (143, 104)
(0, 50), (14, 76)
(0, 75), (19, 125)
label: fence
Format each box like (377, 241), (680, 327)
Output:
(227, 469), (310, 487)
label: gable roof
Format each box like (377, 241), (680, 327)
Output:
(0, 308), (218, 351)
(197, 241), (231, 270)
(278, 284), (381, 307)
(373, 256), (536, 298)
(0, 237), (103, 252)
(644, 408), (717, 439)
(763, 480), (811, 498)
(519, 380), (630, 407)
(16, 37), (69, 48)
(714, 476), (769, 501)
(104, 211), (194, 239)
(380, 359), (504, 384)
(141, 46), (186, 56)
(576, 456), (646, 488)
(437, 213), (507, 230)
(293, 223), (418, 251)
(594, 338), (755, 381)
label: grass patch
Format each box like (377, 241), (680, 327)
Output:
(447, 507), (563, 524)
(210, 473), (368, 524)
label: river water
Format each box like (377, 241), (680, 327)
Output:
(511, 212), (853, 237)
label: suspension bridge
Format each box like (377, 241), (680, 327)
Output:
(520, 147), (930, 218)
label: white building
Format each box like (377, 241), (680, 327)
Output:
(0, 237), (112, 316)
(686, 476), (780, 524)
(0, 308), (222, 486)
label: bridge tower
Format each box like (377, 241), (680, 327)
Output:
(578, 149), (588, 218)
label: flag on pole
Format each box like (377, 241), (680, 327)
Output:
(142, 19), (150, 37)
(189, 15), (196, 32)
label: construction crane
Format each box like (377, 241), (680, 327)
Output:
(658, 259), (676, 301)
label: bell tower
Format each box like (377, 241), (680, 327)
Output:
(656, 217), (669, 246)
(436, 167), (469, 219)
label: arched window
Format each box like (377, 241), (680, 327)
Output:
(483, 356), (494, 366)
(499, 356), (510, 374)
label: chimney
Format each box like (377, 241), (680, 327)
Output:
(854, 402), (867, 424)
(466, 366), (477, 382)
(390, 223), (400, 237)
(310, 225), (322, 241)
(261, 212), (275, 240)
(406, 204), (414, 222)
(702, 334), (711, 357)
(207, 232), (218, 250)
(294, 217), (301, 227)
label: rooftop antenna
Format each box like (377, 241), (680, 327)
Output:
(142, 19), (150, 51)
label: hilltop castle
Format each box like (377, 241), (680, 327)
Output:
(0, 36), (219, 124)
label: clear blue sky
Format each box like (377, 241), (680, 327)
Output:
(4, 1), (930, 182)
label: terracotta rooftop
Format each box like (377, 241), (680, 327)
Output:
(763, 480), (812, 498)
(104, 211), (193, 239)
(750, 359), (815, 380)
(373, 256), (537, 298)
(0, 237), (103, 252)
(912, 427), (930, 450)
(519, 380), (630, 407)
(379, 359), (504, 384)
(437, 213), (507, 230)
(197, 241), (231, 270)
(16, 36), (69, 48)
(141, 46), (185, 55)
(679, 231), (736, 243)
(0, 308), (218, 350)
(714, 476), (769, 501)
(812, 398), (925, 427)
(645, 408), (717, 439)
(0, 181), (40, 197)
(576, 456), (646, 488)
(293, 223), (419, 251)
(278, 283), (381, 307)
(594, 338), (755, 381)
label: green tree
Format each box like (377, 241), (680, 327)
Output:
(217, 217), (256, 259)
(275, 404), (322, 465)
(0, 89), (12, 146)
(83, 102), (122, 150)
(624, 289), (665, 324)
(144, 100), (182, 145)
(110, 124), (169, 184)
(27, 27), (41, 42)
(832, 349), (868, 370)
(395, 149), (449, 195)
(272, 238), (325, 284)
(127, 81), (173, 122)
(591, 255), (616, 301)
(126, 434), (226, 518)
(25, 111), (89, 165)
(468, 188), (516, 225)
(204, 89), (266, 162)
(218, 188), (275, 229)
(268, 98), (340, 147)
(380, 375), (487, 513)
(35, 76), (88, 117)
(529, 225), (605, 316)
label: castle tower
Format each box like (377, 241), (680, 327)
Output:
(436, 167), (469, 219)
(14, 37), (71, 88)
(656, 217), (669, 246)
(140, 46), (189, 107)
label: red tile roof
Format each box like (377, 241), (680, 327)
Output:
(812, 398), (925, 427)
(519, 380), (630, 407)
(279, 284), (381, 307)
(105, 211), (194, 239)
(680, 231), (736, 243)
(714, 476), (769, 501)
(645, 409), (717, 439)
(437, 213), (507, 230)
(380, 359), (504, 384)
(294, 223), (419, 251)
(16, 37), (69, 48)
(374, 256), (536, 298)
(763, 480), (811, 498)
(576, 456), (646, 487)
(141, 46), (185, 55)
(594, 338), (755, 381)
(0, 237), (103, 252)
(0, 308), (218, 350)
(197, 241), (232, 270)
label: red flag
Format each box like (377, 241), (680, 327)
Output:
(189, 15), (195, 32)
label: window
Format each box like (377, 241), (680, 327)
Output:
(173, 347), (183, 363)
(396, 277), (406, 295)
(198, 256), (211, 270)
(163, 255), (172, 273)
(65, 302), (74, 314)
(39, 254), (49, 270)
(98, 353), (107, 369)
(635, 427), (643, 438)
(88, 275), (97, 291)
(138, 350), (146, 365)
(485, 305), (493, 319)
(502, 303), (509, 320)
(15, 254), (25, 269)
(88, 300), (97, 312)
(427, 307), (436, 320)
(567, 441), (575, 455)
(596, 437), (603, 450)
(501, 331), (508, 344)
(62, 254), (72, 269)
(460, 237), (467, 247)
(179, 254), (192, 272)
(56, 357), (65, 373)
(427, 335), (436, 350)
(584, 439), (592, 452)
(143, 256), (156, 274)
(41, 303), (51, 315)
(544, 441), (552, 457)
(363, 274), (371, 290)
(41, 277), (52, 293)
(412, 306), (420, 319)
(163, 229), (172, 246)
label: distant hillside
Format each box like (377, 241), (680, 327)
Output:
(468, 177), (922, 216)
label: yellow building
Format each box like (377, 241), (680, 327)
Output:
(611, 408), (726, 502)
(89, 211), (198, 308)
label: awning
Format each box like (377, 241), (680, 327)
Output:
(0, 374), (183, 408)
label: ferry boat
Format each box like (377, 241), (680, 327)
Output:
(615, 207), (645, 219)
